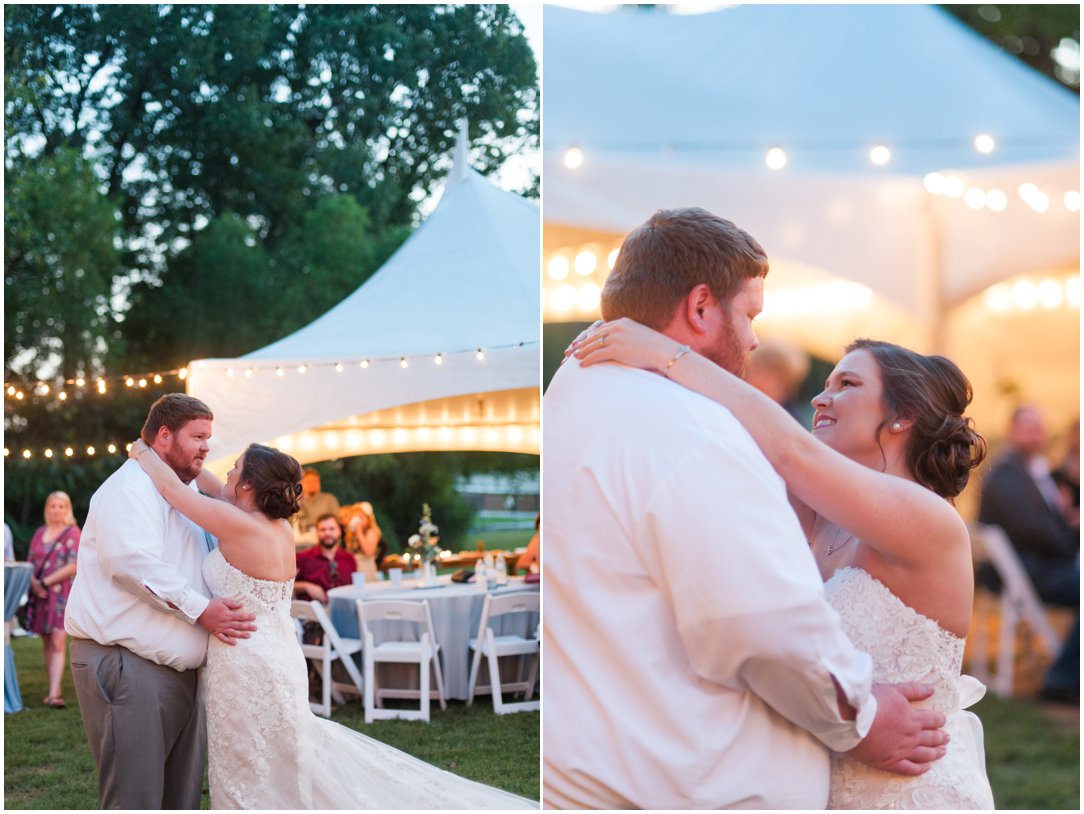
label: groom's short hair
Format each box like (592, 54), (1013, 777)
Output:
(600, 208), (768, 329)
(141, 393), (214, 444)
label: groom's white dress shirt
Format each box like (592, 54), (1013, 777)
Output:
(543, 361), (876, 810)
(66, 460), (212, 670)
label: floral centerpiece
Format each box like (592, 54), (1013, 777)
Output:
(407, 503), (443, 583)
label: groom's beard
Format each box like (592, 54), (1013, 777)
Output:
(700, 315), (749, 378)
(161, 442), (204, 483)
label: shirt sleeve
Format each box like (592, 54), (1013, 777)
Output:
(95, 476), (210, 623)
(639, 439), (876, 753)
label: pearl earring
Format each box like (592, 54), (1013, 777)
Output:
(892, 422), (902, 431)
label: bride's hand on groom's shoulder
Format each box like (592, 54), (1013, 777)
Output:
(562, 320), (604, 364)
(571, 318), (677, 373)
(129, 439), (148, 460)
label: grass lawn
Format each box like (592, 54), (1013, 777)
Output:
(4, 636), (539, 809)
(976, 693), (1079, 809)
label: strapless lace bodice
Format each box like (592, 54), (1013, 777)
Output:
(824, 567), (993, 809)
(202, 548), (294, 618)
(199, 547), (534, 809)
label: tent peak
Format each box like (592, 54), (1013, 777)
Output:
(449, 119), (472, 183)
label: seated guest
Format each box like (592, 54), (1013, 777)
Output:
(978, 405), (1079, 702)
(294, 514), (355, 603)
(339, 501), (382, 583)
(292, 468), (341, 545)
(519, 514), (540, 575)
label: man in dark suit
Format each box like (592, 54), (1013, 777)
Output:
(978, 405), (1079, 702)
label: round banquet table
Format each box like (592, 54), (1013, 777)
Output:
(5, 563), (33, 714)
(328, 575), (540, 701)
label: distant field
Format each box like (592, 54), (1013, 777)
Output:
(465, 528), (534, 552)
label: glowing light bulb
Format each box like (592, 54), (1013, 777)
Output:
(985, 189), (1008, 212)
(563, 146), (584, 169)
(574, 251), (597, 276)
(869, 145), (891, 166)
(973, 133), (996, 154)
(547, 256), (570, 281)
(923, 173), (946, 194)
(765, 147), (787, 170)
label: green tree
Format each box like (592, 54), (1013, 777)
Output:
(943, 5), (1080, 91)
(4, 148), (120, 381)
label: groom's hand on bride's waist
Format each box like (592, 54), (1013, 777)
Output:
(198, 597), (258, 645)
(847, 682), (949, 776)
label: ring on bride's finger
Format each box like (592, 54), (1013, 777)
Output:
(600, 333), (607, 347)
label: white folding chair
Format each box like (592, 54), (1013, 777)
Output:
(355, 598), (447, 723)
(290, 600), (364, 718)
(466, 592), (540, 714)
(966, 523), (1063, 697)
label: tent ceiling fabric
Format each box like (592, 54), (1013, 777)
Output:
(542, 4), (1079, 432)
(189, 132), (540, 469)
(544, 5), (1078, 173)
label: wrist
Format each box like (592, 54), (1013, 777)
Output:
(664, 344), (691, 377)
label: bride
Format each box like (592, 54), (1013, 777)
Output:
(129, 439), (536, 810)
(572, 322), (995, 810)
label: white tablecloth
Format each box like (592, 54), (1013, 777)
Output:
(5, 563), (33, 714)
(328, 576), (539, 700)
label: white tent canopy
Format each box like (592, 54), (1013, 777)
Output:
(190, 127), (540, 472)
(543, 4), (1079, 432)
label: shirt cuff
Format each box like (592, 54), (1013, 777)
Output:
(175, 588), (211, 623)
(854, 691), (877, 739)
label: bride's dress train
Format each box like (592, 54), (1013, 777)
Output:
(202, 548), (536, 809)
(825, 567), (994, 810)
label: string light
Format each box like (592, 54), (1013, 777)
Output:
(563, 146), (584, 169)
(434, 353), (444, 365)
(334, 363), (344, 373)
(547, 255), (570, 281)
(869, 145), (891, 166)
(974, 133), (996, 154)
(476, 349), (486, 361)
(765, 147), (787, 170)
(400, 357), (409, 369)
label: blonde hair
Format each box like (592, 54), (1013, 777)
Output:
(44, 491), (76, 526)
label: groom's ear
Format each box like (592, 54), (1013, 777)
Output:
(683, 284), (717, 334)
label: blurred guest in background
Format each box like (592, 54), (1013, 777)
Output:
(743, 338), (811, 424)
(978, 405), (1079, 702)
(519, 514), (540, 575)
(294, 514), (355, 603)
(4, 521), (14, 562)
(340, 501), (382, 582)
(293, 468), (341, 545)
(1052, 417), (1080, 533)
(25, 491), (81, 708)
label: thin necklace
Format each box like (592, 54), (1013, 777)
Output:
(826, 526), (856, 557)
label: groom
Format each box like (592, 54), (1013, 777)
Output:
(66, 393), (256, 809)
(543, 209), (947, 809)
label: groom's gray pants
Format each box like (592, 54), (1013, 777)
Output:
(69, 638), (205, 810)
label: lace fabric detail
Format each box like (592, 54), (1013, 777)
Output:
(825, 567), (994, 810)
(200, 548), (535, 810)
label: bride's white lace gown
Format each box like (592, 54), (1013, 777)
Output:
(202, 548), (537, 810)
(825, 567), (995, 810)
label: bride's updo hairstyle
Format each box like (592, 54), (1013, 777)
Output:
(847, 339), (987, 499)
(240, 443), (304, 520)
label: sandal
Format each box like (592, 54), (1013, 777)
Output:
(44, 697), (66, 709)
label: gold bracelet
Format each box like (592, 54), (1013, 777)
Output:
(665, 344), (691, 377)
